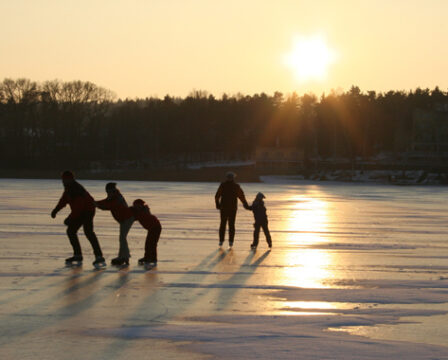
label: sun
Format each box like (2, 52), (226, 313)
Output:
(284, 35), (337, 83)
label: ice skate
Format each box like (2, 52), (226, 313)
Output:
(250, 244), (257, 250)
(111, 257), (129, 267)
(144, 261), (157, 270)
(93, 256), (106, 269)
(138, 257), (149, 265)
(65, 255), (83, 266)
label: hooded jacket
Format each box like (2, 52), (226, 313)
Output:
(248, 198), (268, 224)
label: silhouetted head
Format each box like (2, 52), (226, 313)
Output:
(225, 171), (236, 182)
(255, 192), (265, 200)
(61, 170), (75, 186)
(133, 199), (146, 208)
(133, 199), (150, 213)
(105, 182), (117, 194)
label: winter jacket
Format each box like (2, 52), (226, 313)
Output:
(54, 181), (95, 220)
(130, 205), (161, 231)
(96, 190), (133, 223)
(248, 199), (268, 224)
(215, 180), (248, 211)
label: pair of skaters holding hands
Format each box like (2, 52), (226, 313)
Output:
(215, 171), (272, 250)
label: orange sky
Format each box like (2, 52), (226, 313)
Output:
(1, 0), (447, 99)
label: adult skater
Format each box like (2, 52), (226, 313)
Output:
(248, 192), (272, 250)
(130, 199), (162, 267)
(96, 182), (134, 266)
(50, 170), (106, 268)
(215, 171), (250, 248)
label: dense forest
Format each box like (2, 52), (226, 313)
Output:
(1, 78), (447, 170)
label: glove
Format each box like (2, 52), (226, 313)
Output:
(63, 217), (71, 226)
(51, 209), (57, 218)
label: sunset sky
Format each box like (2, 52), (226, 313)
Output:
(1, 0), (447, 99)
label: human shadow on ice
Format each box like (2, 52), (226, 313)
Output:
(0, 266), (86, 307)
(215, 250), (271, 311)
(96, 249), (229, 359)
(0, 269), (130, 345)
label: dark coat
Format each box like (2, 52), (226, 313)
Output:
(248, 199), (268, 224)
(130, 205), (161, 231)
(215, 180), (248, 211)
(54, 181), (95, 220)
(96, 190), (133, 223)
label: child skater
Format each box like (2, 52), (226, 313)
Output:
(131, 199), (162, 267)
(248, 192), (272, 250)
(96, 182), (134, 266)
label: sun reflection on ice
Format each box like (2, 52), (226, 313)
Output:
(280, 194), (335, 289)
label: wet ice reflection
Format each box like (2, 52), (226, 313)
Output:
(279, 194), (334, 289)
(2, 179), (448, 357)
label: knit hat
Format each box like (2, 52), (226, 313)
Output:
(133, 199), (146, 207)
(105, 182), (117, 192)
(61, 170), (74, 180)
(226, 171), (236, 180)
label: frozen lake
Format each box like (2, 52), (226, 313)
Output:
(1, 178), (448, 359)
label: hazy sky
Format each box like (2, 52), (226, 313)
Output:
(1, 0), (447, 99)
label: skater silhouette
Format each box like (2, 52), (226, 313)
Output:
(215, 171), (250, 248)
(131, 199), (162, 267)
(96, 182), (134, 266)
(247, 192), (272, 250)
(50, 170), (105, 268)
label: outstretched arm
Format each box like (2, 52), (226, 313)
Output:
(96, 198), (113, 210)
(237, 186), (250, 209)
(51, 192), (68, 218)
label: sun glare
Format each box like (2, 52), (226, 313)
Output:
(284, 35), (337, 83)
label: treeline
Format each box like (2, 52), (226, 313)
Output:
(1, 78), (447, 169)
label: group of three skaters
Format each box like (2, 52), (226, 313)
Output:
(51, 170), (161, 268)
(51, 170), (272, 268)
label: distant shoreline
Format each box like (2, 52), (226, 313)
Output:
(1, 167), (447, 185)
(0, 167), (264, 183)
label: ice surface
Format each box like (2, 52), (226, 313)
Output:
(0, 179), (448, 359)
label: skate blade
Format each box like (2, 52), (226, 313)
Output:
(65, 262), (82, 268)
(93, 262), (106, 270)
(144, 264), (157, 271)
(116, 263), (129, 269)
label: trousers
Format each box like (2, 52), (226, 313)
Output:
(66, 210), (103, 257)
(219, 208), (237, 244)
(144, 225), (162, 262)
(118, 216), (134, 258)
(252, 222), (272, 247)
